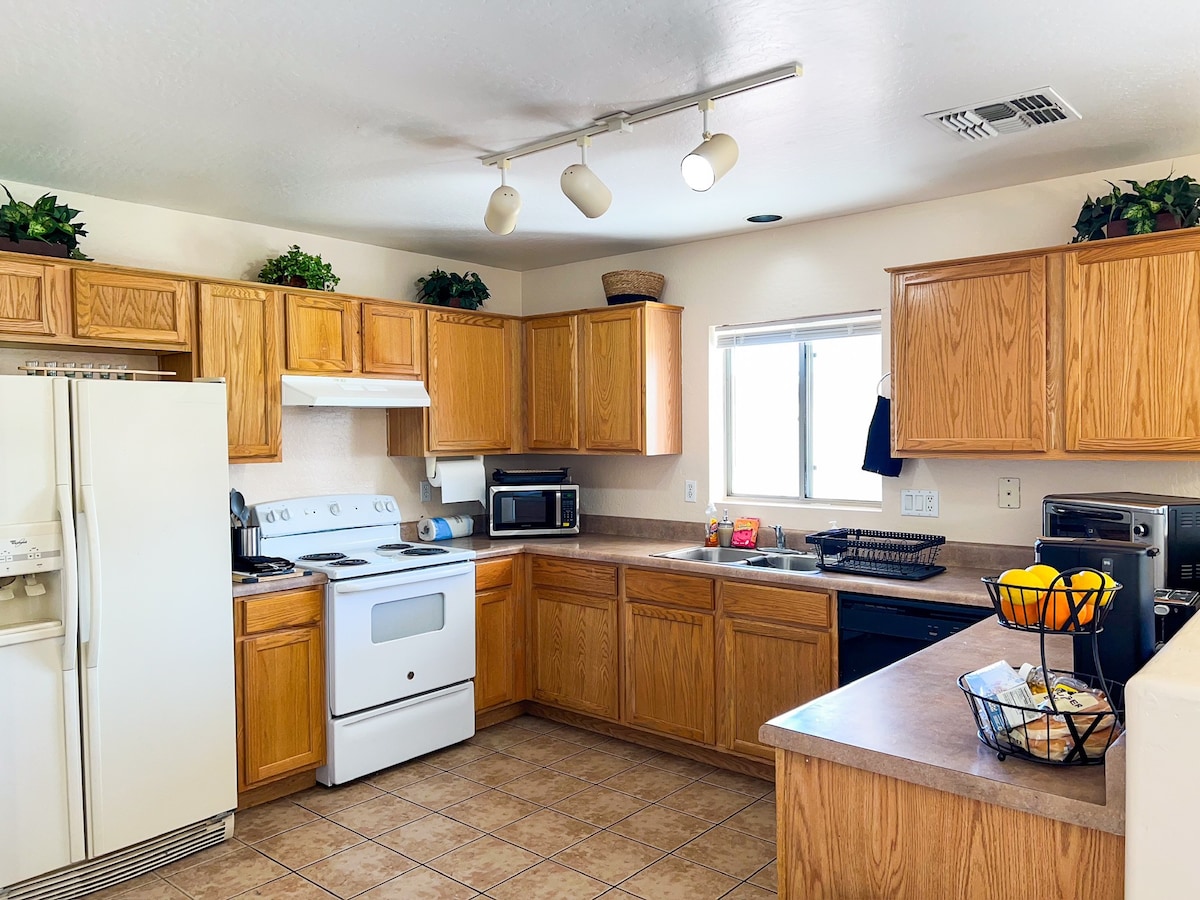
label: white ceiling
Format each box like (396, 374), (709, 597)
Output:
(4, 0), (1200, 271)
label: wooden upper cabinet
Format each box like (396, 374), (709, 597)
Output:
(196, 283), (282, 462)
(285, 293), (356, 373)
(525, 314), (579, 450)
(1065, 240), (1200, 451)
(578, 303), (682, 455)
(891, 256), (1048, 453)
(426, 310), (519, 452)
(0, 258), (63, 336)
(73, 269), (192, 348)
(362, 302), (424, 377)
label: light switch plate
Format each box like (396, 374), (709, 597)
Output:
(901, 489), (940, 517)
(998, 477), (1020, 509)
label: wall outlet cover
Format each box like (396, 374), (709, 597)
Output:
(420, 480), (433, 503)
(684, 480), (698, 503)
(999, 477), (1020, 509)
(901, 489), (940, 517)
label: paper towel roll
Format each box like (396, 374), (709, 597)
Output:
(418, 515), (474, 542)
(426, 456), (486, 505)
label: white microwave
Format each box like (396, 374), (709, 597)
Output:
(488, 484), (580, 537)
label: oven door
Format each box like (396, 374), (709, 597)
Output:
(327, 561), (475, 717)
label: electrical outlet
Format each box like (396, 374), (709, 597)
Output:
(684, 480), (698, 503)
(901, 489), (940, 517)
(998, 477), (1020, 509)
(420, 480), (433, 503)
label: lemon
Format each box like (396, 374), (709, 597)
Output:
(1025, 564), (1060, 587)
(997, 568), (1044, 625)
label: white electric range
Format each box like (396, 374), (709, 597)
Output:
(254, 494), (477, 785)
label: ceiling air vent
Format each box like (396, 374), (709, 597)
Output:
(925, 87), (1080, 142)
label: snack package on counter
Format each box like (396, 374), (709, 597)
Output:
(963, 660), (1040, 735)
(730, 517), (761, 549)
(1009, 711), (1121, 762)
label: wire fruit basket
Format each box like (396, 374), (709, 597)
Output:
(804, 528), (946, 580)
(960, 567), (1125, 766)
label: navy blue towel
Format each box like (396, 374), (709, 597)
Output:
(862, 396), (903, 477)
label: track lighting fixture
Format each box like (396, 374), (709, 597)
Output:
(560, 137), (612, 218)
(681, 99), (739, 192)
(483, 159), (521, 235)
(479, 64), (801, 234)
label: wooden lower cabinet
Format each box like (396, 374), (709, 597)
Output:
(532, 585), (619, 719)
(625, 601), (715, 744)
(475, 557), (523, 711)
(235, 587), (326, 798)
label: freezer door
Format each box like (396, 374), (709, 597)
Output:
(73, 379), (236, 857)
(0, 626), (77, 887)
(0, 375), (60, 525)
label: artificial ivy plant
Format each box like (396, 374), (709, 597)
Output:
(415, 269), (490, 309)
(1071, 175), (1200, 242)
(258, 245), (341, 291)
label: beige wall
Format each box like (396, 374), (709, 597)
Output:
(521, 153), (1200, 546)
(0, 177), (521, 515)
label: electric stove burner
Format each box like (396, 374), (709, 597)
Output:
(328, 558), (370, 567)
(403, 547), (449, 556)
(300, 552), (347, 562)
(377, 543), (414, 551)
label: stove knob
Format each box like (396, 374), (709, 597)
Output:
(280, 509), (291, 521)
(385, 501), (396, 512)
(264, 510), (276, 523)
(1133, 523), (1149, 538)
(374, 500), (384, 512)
(330, 503), (341, 516)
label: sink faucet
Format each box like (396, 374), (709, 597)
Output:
(773, 525), (786, 549)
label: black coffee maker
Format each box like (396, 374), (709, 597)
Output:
(1034, 537), (1157, 685)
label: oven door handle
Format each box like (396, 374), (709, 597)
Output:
(331, 561), (476, 594)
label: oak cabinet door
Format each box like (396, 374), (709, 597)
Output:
(525, 315), (579, 450)
(476, 585), (520, 711)
(532, 586), (619, 720)
(891, 256), (1047, 452)
(1065, 243), (1200, 451)
(0, 259), (59, 336)
(362, 302), (424, 377)
(73, 269), (192, 347)
(197, 283), (282, 462)
(581, 306), (643, 452)
(426, 310), (518, 451)
(239, 624), (325, 786)
(625, 602), (715, 743)
(284, 294), (356, 372)
(721, 617), (832, 760)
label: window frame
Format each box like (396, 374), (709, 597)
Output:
(716, 311), (883, 508)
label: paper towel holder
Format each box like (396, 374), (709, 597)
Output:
(425, 455), (484, 485)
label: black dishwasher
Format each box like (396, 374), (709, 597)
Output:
(838, 593), (993, 685)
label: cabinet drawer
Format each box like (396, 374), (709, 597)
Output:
(720, 580), (831, 629)
(476, 557), (515, 591)
(241, 588), (323, 636)
(625, 567), (714, 611)
(531, 557), (617, 597)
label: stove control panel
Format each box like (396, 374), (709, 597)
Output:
(0, 522), (64, 577)
(253, 494), (402, 538)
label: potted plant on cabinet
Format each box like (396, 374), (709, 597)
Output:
(0, 186), (90, 259)
(1071, 175), (1200, 242)
(416, 269), (490, 309)
(258, 245), (341, 291)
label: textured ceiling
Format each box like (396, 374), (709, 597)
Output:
(4, 0), (1200, 270)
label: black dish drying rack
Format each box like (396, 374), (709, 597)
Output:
(805, 528), (946, 580)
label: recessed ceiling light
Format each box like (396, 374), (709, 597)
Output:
(747, 214), (782, 223)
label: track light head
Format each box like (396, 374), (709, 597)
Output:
(484, 161), (521, 235)
(560, 138), (612, 218)
(681, 100), (739, 191)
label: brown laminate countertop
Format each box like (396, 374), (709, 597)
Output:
(759, 619), (1126, 835)
(232, 572), (328, 598)
(441, 534), (999, 607)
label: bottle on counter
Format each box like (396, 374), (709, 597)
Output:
(717, 509), (735, 548)
(704, 501), (719, 547)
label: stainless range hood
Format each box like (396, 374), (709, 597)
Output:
(280, 375), (430, 408)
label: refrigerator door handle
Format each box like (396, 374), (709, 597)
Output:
(80, 484), (103, 670)
(57, 484), (79, 673)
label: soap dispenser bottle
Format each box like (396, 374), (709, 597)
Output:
(717, 510), (735, 548)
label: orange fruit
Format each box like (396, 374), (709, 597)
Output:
(1040, 588), (1074, 629)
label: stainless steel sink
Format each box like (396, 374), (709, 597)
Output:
(745, 553), (820, 572)
(651, 546), (766, 564)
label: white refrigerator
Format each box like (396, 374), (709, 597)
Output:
(0, 375), (236, 898)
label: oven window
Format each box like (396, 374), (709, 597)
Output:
(371, 592), (445, 642)
(1049, 511), (1130, 541)
(499, 491), (553, 527)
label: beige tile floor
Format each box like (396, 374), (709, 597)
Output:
(83, 715), (778, 900)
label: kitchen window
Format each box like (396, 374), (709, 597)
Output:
(716, 311), (883, 505)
